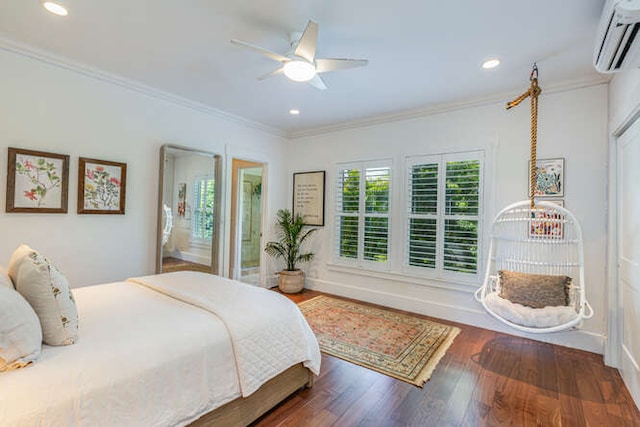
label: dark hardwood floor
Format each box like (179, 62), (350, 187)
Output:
(161, 256), (211, 273)
(255, 289), (640, 426)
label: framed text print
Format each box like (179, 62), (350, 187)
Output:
(293, 171), (325, 226)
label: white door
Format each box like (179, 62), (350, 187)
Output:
(618, 116), (640, 408)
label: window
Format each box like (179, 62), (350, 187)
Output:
(406, 152), (482, 276)
(192, 176), (215, 240)
(336, 161), (391, 266)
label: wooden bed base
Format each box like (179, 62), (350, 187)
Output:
(190, 363), (313, 426)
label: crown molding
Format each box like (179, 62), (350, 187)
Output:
(1, 36), (610, 141)
(0, 36), (287, 138)
(288, 75), (611, 139)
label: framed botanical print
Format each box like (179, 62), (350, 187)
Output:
(6, 147), (69, 213)
(78, 157), (127, 214)
(529, 158), (564, 197)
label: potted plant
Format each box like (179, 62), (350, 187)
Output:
(265, 209), (317, 293)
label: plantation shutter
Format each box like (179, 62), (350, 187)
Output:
(443, 160), (480, 274)
(336, 167), (360, 259)
(192, 177), (215, 240)
(406, 152), (482, 277)
(364, 166), (390, 261)
(407, 160), (439, 269)
(335, 161), (391, 265)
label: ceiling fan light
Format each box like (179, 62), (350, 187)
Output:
(283, 61), (316, 82)
(42, 1), (68, 16)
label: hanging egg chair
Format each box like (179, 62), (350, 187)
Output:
(474, 200), (594, 333)
(474, 64), (593, 333)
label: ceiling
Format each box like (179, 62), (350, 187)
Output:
(0, 0), (607, 136)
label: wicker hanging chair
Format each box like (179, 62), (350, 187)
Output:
(474, 200), (593, 333)
(474, 65), (593, 333)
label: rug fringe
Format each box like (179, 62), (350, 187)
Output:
(413, 326), (461, 387)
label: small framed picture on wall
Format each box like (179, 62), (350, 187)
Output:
(529, 158), (565, 198)
(6, 147), (70, 213)
(78, 157), (127, 214)
(293, 171), (325, 226)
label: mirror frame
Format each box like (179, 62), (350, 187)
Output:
(156, 144), (222, 274)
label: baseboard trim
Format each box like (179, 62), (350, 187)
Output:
(307, 277), (605, 354)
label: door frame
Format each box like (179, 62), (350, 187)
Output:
(229, 158), (266, 283)
(606, 106), (640, 367)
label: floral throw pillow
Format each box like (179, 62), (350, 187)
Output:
(8, 244), (78, 346)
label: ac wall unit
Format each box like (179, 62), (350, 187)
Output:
(594, 0), (640, 73)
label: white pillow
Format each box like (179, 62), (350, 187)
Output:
(9, 244), (79, 346)
(0, 286), (42, 371)
(0, 266), (13, 289)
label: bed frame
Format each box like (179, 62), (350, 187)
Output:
(190, 363), (313, 426)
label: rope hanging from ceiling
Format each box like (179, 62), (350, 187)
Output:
(506, 63), (541, 209)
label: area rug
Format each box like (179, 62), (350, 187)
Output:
(298, 295), (460, 387)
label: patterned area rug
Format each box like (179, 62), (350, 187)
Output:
(298, 295), (460, 387)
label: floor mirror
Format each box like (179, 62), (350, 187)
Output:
(156, 144), (222, 274)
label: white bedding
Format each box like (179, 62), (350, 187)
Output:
(0, 272), (321, 427)
(128, 271), (321, 396)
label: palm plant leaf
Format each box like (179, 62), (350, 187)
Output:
(264, 209), (317, 271)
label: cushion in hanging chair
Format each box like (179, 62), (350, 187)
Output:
(498, 270), (571, 309)
(484, 292), (577, 329)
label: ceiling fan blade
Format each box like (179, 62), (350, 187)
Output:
(315, 58), (369, 73)
(294, 20), (318, 63)
(230, 39), (289, 63)
(257, 67), (284, 80)
(308, 74), (327, 90)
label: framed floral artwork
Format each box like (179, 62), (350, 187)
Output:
(6, 147), (69, 213)
(529, 200), (565, 239)
(529, 158), (564, 197)
(78, 157), (127, 214)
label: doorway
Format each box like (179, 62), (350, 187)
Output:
(230, 159), (265, 285)
(616, 116), (640, 406)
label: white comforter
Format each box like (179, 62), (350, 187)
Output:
(0, 272), (320, 427)
(128, 271), (321, 396)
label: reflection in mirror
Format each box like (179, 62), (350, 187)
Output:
(156, 144), (221, 274)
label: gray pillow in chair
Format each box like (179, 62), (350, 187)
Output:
(498, 270), (571, 309)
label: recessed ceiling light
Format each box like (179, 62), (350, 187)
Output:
(289, 109), (300, 115)
(42, 1), (68, 16)
(482, 59), (500, 69)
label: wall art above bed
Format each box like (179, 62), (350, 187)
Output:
(6, 147), (70, 213)
(78, 157), (127, 214)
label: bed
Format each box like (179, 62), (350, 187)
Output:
(0, 271), (321, 427)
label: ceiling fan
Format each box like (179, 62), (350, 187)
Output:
(230, 20), (368, 90)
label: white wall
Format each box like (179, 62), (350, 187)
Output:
(287, 84), (609, 353)
(609, 68), (640, 408)
(0, 48), (289, 287)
